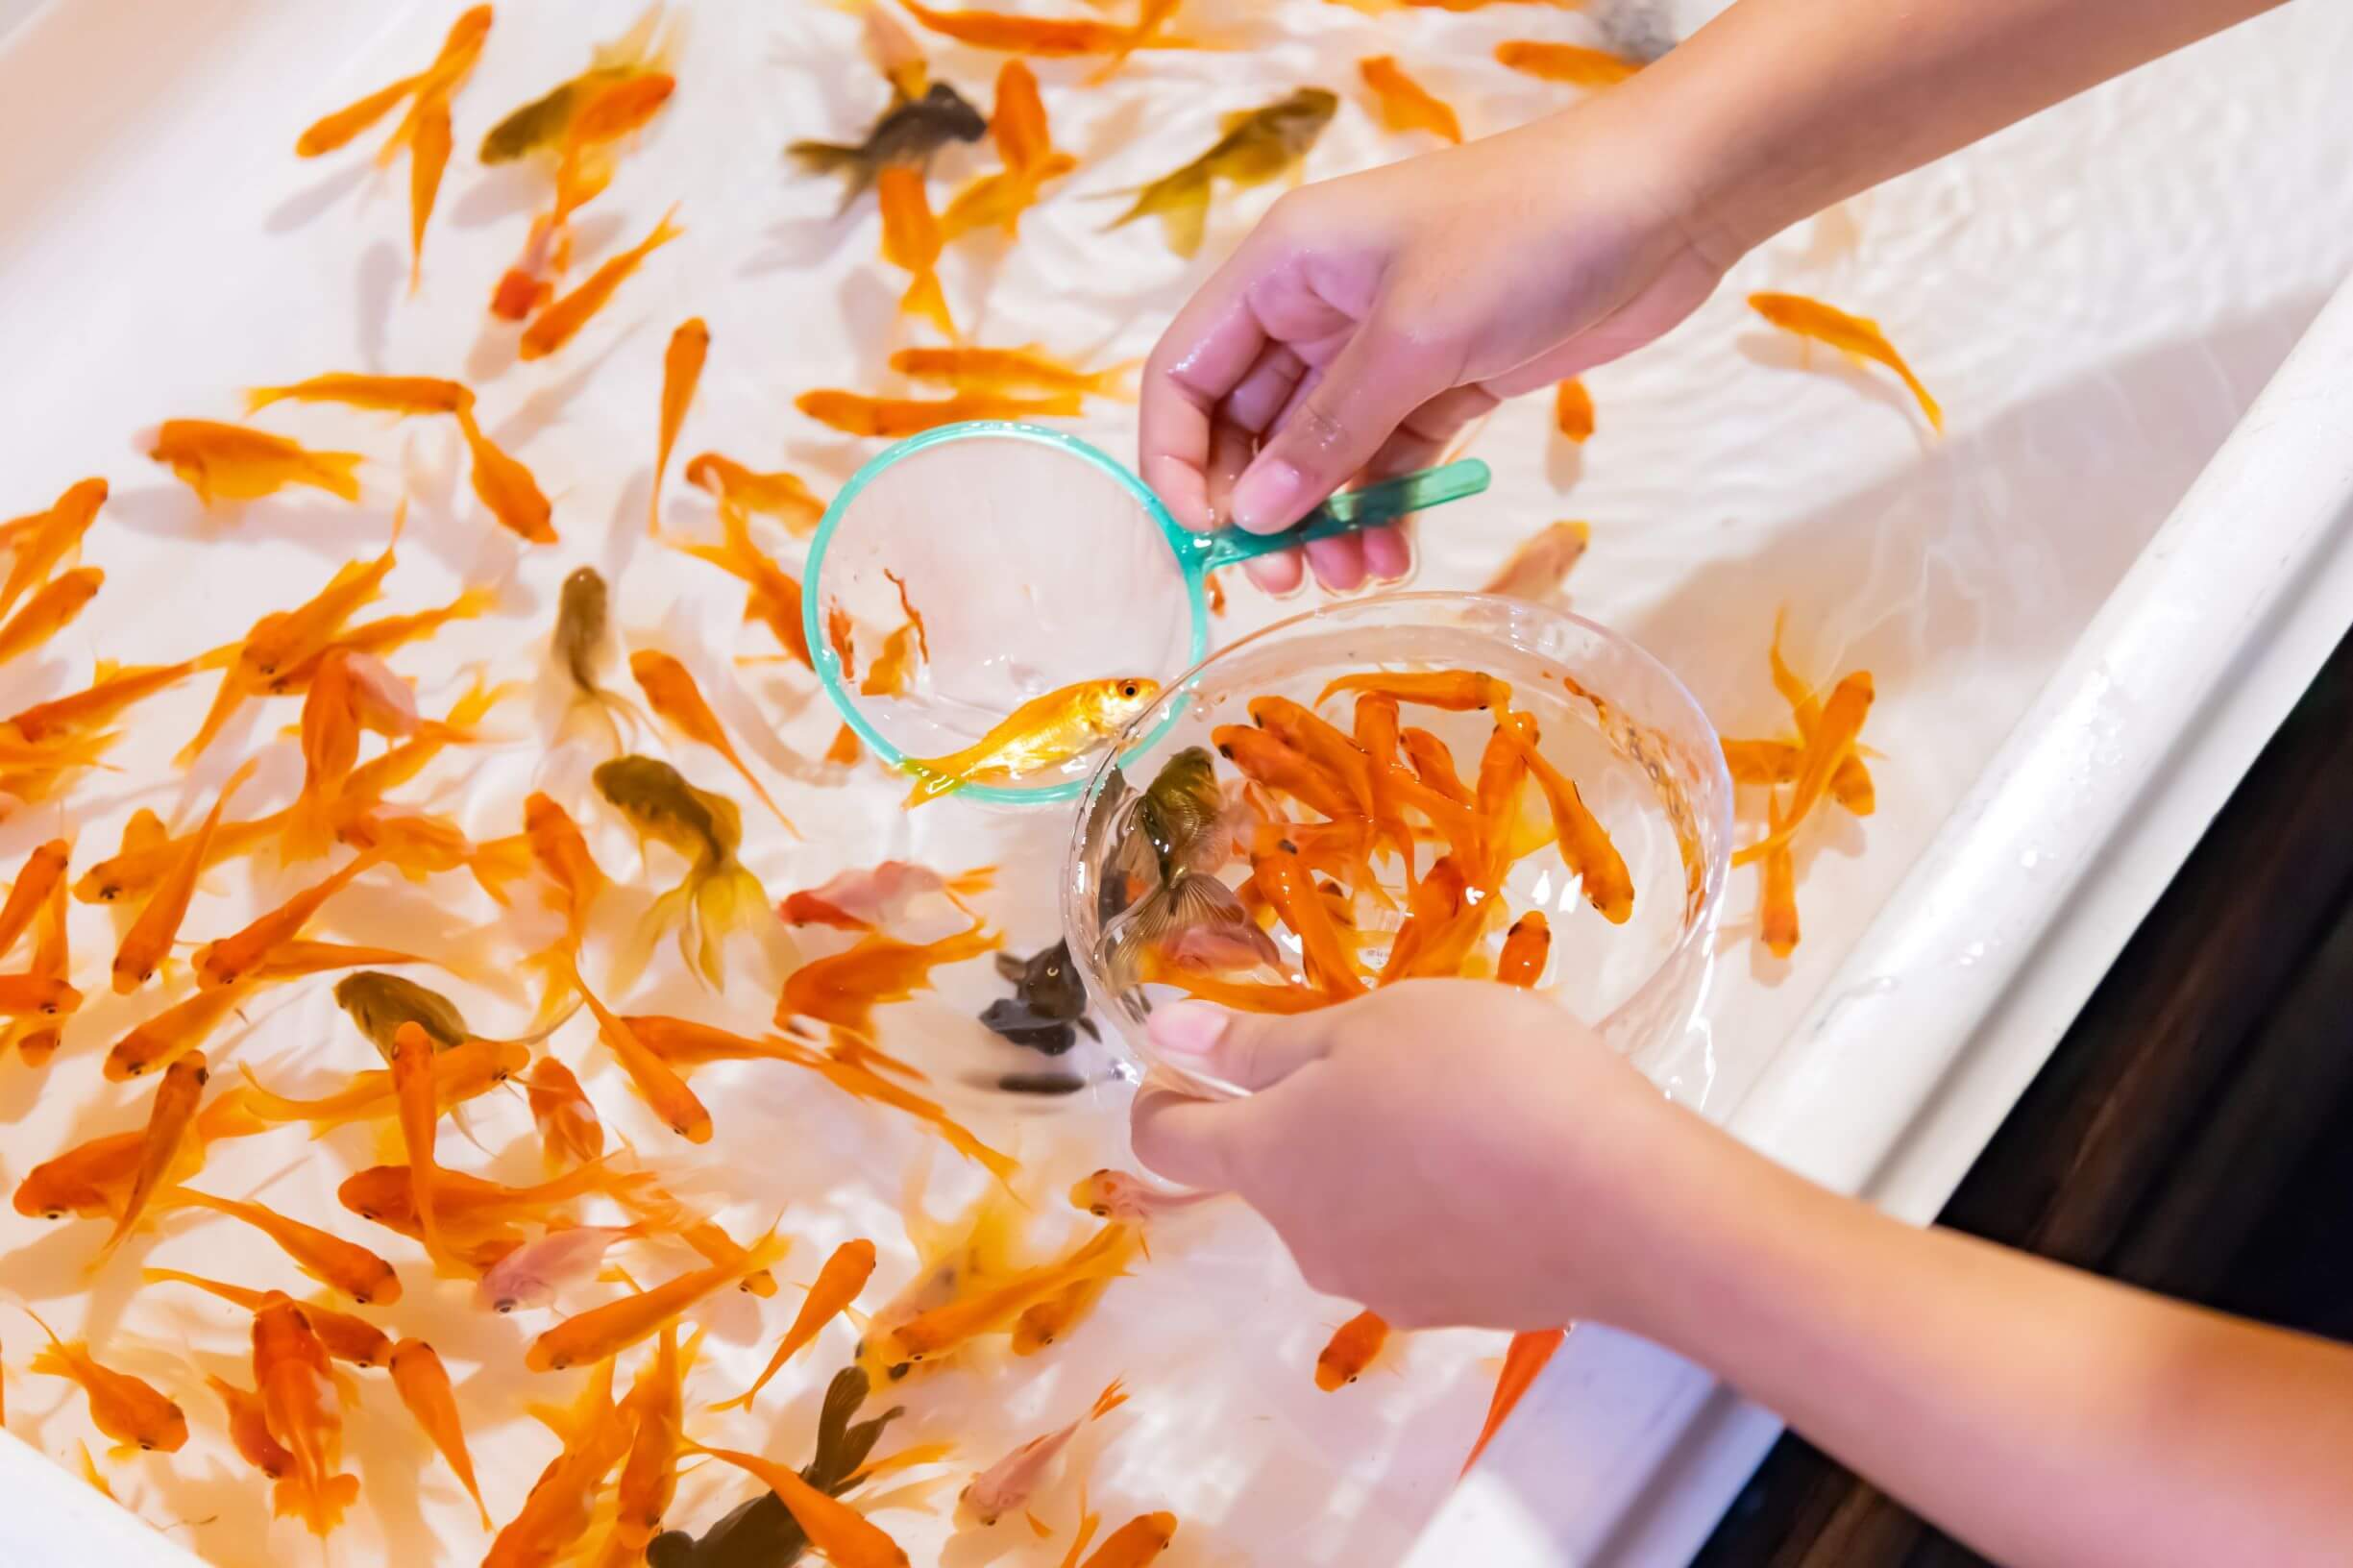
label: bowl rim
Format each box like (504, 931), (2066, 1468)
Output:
(1060, 589), (1737, 1087)
(800, 419), (1210, 807)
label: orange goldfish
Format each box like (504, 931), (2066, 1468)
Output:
(1759, 790), (1800, 956)
(24, 1308), (187, 1456)
(659, 504), (813, 667)
(523, 792), (607, 954)
(628, 649), (797, 833)
(0, 476), (107, 618)
(1069, 1168), (1218, 1227)
(14, 1092), (262, 1220)
(827, 723), (862, 766)
(960, 1378), (1128, 1528)
(0, 973), (79, 1017)
(777, 920), (1001, 1041)
(391, 1022), (458, 1269)
(193, 849), (385, 988)
(1493, 38), (1642, 86)
(1768, 611), (1875, 813)
(0, 564), (98, 662)
(553, 70), (677, 219)
(526, 1055), (604, 1167)
(1500, 712), (1631, 921)
(251, 1293), (360, 1535)
(246, 372), (474, 417)
(1255, 693), (1378, 818)
(1010, 1242), (1131, 1355)
(563, 959), (714, 1142)
(235, 1036), (521, 1136)
(297, 72), (427, 158)
(1554, 378), (1594, 442)
(149, 420), (362, 506)
(1399, 727), (1474, 806)
(684, 1443), (916, 1566)
(1212, 725), (1360, 821)
(1721, 738), (1803, 785)
(877, 167), (955, 337)
(942, 61), (1078, 240)
(890, 344), (1134, 400)
(613, 1321), (698, 1545)
(795, 387), (1083, 438)
(389, 1338), (491, 1529)
(900, 0), (1194, 72)
(408, 94), (453, 289)
(104, 982), (260, 1082)
(1317, 669), (1510, 713)
(336, 1159), (635, 1235)
(902, 677), (1158, 804)
(865, 0), (930, 98)
(114, 759), (258, 992)
(526, 1231), (789, 1371)
(139, 1268), (391, 1365)
(1749, 291), (1943, 431)
(454, 404), (557, 544)
(368, 6), (496, 164)
(1315, 1307), (1390, 1390)
(87, 1051), (211, 1268)
(1464, 1326), (1567, 1472)
(1483, 519), (1590, 601)
(0, 838), (70, 959)
(520, 206), (683, 360)
(1732, 671), (1873, 866)
(719, 1237), (877, 1410)
(681, 453), (824, 537)
(1080, 1511), (1178, 1566)
(1137, 950), (1332, 1014)
(208, 1373), (296, 1480)
(870, 1222), (1133, 1370)
(239, 530), (403, 684)
(1498, 910), (1551, 986)
(3, 654), (216, 752)
(6, 872), (74, 1066)
(1359, 55), (1461, 142)
(484, 1359), (632, 1568)
(173, 1188), (404, 1304)
(650, 317), (708, 534)
(1251, 843), (1364, 997)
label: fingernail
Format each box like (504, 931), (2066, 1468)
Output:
(1230, 460), (1304, 534)
(1148, 1000), (1230, 1059)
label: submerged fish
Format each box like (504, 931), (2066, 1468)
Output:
(796, 387), (1083, 437)
(901, 676), (1158, 805)
(876, 166), (954, 337)
(1493, 38), (1642, 86)
(1110, 89), (1336, 257)
(899, 0), (1196, 78)
(594, 754), (769, 987)
(1359, 55), (1461, 143)
(24, 1307), (187, 1457)
(789, 81), (987, 204)
(959, 1378), (1128, 1529)
(980, 939), (1097, 1055)
(681, 453), (824, 537)
(1748, 291), (1944, 431)
(1554, 378), (1594, 442)
(889, 344), (1134, 400)
(650, 317), (708, 534)
(941, 60), (1078, 240)
(520, 206), (683, 361)
(150, 420), (362, 506)
(1482, 519), (1589, 601)
(554, 567), (649, 754)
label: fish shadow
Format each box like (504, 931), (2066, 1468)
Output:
(740, 207), (857, 279)
(488, 328), (640, 451)
(262, 159), (375, 235)
(1731, 331), (1932, 449)
(450, 164), (549, 231)
(353, 239), (407, 376)
(98, 481), (394, 564)
(1545, 439), (1586, 495)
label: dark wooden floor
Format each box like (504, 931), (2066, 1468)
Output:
(1694, 622), (2353, 1567)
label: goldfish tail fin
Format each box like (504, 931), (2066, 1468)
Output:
(1086, 357), (1145, 402)
(617, 883), (690, 993)
(684, 858), (767, 988)
(898, 761), (965, 809)
(467, 831), (534, 906)
(1091, 1377), (1130, 1420)
(313, 452), (365, 503)
(901, 274), (956, 340)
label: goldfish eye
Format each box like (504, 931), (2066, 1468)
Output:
(1121, 682), (1140, 698)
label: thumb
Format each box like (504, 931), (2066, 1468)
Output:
(1147, 1000), (1332, 1092)
(1226, 318), (1442, 535)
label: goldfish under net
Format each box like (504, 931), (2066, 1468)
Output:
(0, 1), (1904, 1565)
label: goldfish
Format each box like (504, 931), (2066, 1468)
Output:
(629, 649), (797, 833)
(778, 920), (1000, 1041)
(208, 1374), (295, 1480)
(681, 453), (825, 537)
(334, 969), (481, 1056)
(876, 166), (955, 336)
(103, 981), (258, 1082)
(408, 94), (453, 289)
(1080, 1511), (1178, 1566)
(337, 1159), (635, 1235)
(783, 859), (993, 932)
(1359, 55), (1461, 142)
(23, 1308), (187, 1456)
(138, 1268), (391, 1365)
(192, 849), (386, 988)
(552, 70), (677, 219)
(297, 72), (427, 158)
(593, 755), (769, 988)
(148, 420), (362, 506)
(827, 722), (863, 766)
(87, 1052), (211, 1268)
(1768, 610), (1875, 814)
(114, 759), (258, 993)
(890, 344), (1135, 400)
(942, 61), (1078, 240)
(981, 938), (1096, 1053)
(284, 649), (388, 850)
(790, 81), (987, 203)
(1722, 738), (1803, 785)
(562, 959), (714, 1141)
(1101, 865), (1277, 989)
(523, 792), (608, 959)
(1555, 377), (1594, 441)
(1483, 519), (1590, 601)
(796, 387), (1084, 437)
(1315, 1307), (1390, 1390)
(527, 1055), (605, 1169)
(251, 1293), (360, 1535)
(454, 404), (558, 543)
(172, 1188), (403, 1304)
(377, 5), (495, 163)
(1111, 89), (1336, 257)
(553, 567), (647, 753)
(389, 1338), (491, 1529)
(1009, 1242), (1129, 1355)
(474, 1222), (638, 1312)
(1397, 728), (1474, 808)
(959, 1378), (1127, 1529)
(683, 1440), (912, 1568)
(484, 1358), (634, 1568)
(903, 676), (1157, 804)
(15, 1092), (262, 1220)
(1137, 949), (1332, 1014)
(1069, 1168), (1216, 1227)
(899, 0), (1194, 73)
(1211, 725), (1358, 821)
(614, 1322), (699, 1545)
(1, 656), (209, 759)
(869, 1222), (1132, 1371)
(719, 1237), (878, 1410)
(1760, 790), (1799, 956)
(1732, 672), (1873, 865)
(526, 1232), (789, 1371)
(1251, 842), (1365, 997)
(1499, 712), (1632, 920)
(245, 372), (474, 417)
(659, 502), (814, 666)
(6, 873), (74, 1066)
(480, 3), (679, 163)
(864, 0), (930, 99)
(0, 973), (79, 1017)
(1463, 1326), (1568, 1474)
(1493, 39), (1642, 86)
(1748, 291), (1943, 431)
(520, 206), (683, 360)
(0, 838), (69, 960)
(0, 476), (106, 618)
(1317, 668), (1510, 713)
(650, 318), (708, 534)
(389, 1022), (459, 1269)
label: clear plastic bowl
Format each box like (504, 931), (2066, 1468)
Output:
(1061, 592), (1735, 1098)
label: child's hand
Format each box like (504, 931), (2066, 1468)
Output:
(1129, 982), (1704, 1330)
(1137, 105), (1729, 595)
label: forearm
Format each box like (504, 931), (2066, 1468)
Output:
(1616, 0), (2290, 258)
(1610, 1119), (2353, 1568)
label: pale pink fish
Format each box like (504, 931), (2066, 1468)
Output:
(956, 1378), (1128, 1530)
(1068, 1168), (1221, 1227)
(778, 858), (993, 932)
(473, 1224), (641, 1313)
(342, 652), (424, 736)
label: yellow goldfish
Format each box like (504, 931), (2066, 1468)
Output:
(1748, 291), (1943, 431)
(1111, 89), (1336, 257)
(149, 420), (362, 505)
(593, 754), (768, 988)
(903, 676), (1157, 804)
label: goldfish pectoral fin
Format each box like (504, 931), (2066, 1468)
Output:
(1160, 187), (1212, 258)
